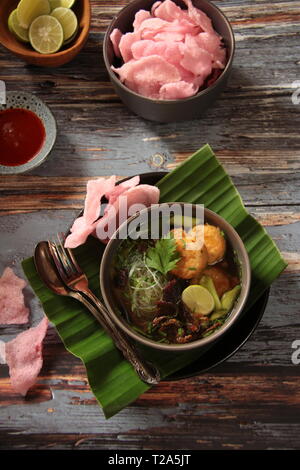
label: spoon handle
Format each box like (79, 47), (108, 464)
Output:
(70, 289), (160, 386)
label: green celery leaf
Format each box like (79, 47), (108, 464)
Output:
(145, 238), (180, 275)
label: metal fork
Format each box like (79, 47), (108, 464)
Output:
(48, 233), (161, 386)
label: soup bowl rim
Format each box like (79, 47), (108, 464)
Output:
(100, 203), (251, 352)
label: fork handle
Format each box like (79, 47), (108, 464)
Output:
(73, 288), (160, 386)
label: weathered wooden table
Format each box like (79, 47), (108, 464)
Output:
(0, 0), (300, 451)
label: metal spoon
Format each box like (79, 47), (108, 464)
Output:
(34, 241), (160, 385)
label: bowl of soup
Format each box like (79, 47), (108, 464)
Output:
(100, 203), (251, 351)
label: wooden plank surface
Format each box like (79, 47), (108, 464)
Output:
(0, 0), (300, 450)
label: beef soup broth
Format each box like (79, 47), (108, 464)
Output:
(112, 222), (241, 345)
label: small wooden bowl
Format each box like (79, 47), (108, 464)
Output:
(0, 0), (91, 67)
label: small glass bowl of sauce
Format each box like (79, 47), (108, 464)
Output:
(0, 92), (56, 174)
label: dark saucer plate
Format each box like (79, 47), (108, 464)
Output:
(73, 170), (270, 382)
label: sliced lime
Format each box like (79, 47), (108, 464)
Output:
(63, 26), (78, 45)
(171, 215), (196, 229)
(49, 0), (76, 10)
(199, 275), (221, 310)
(8, 9), (29, 43)
(17, 0), (51, 29)
(29, 15), (64, 54)
(182, 285), (215, 316)
(51, 7), (78, 41)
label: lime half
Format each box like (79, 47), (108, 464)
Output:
(51, 7), (78, 41)
(17, 0), (51, 29)
(63, 26), (78, 45)
(29, 15), (64, 54)
(182, 285), (215, 315)
(8, 9), (29, 43)
(49, 0), (76, 9)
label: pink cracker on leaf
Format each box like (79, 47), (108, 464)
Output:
(64, 216), (96, 249)
(84, 176), (116, 225)
(96, 185), (160, 242)
(105, 175), (140, 205)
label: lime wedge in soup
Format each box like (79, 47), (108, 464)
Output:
(29, 15), (64, 54)
(8, 9), (29, 43)
(51, 7), (78, 42)
(182, 285), (215, 315)
(199, 275), (222, 310)
(17, 0), (51, 29)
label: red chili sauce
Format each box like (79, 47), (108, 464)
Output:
(0, 108), (46, 166)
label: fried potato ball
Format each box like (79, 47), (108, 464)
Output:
(170, 229), (208, 279)
(203, 224), (226, 265)
(170, 228), (187, 251)
(187, 224), (205, 249)
(202, 266), (231, 297)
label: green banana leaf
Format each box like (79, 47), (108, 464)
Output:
(22, 144), (287, 418)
